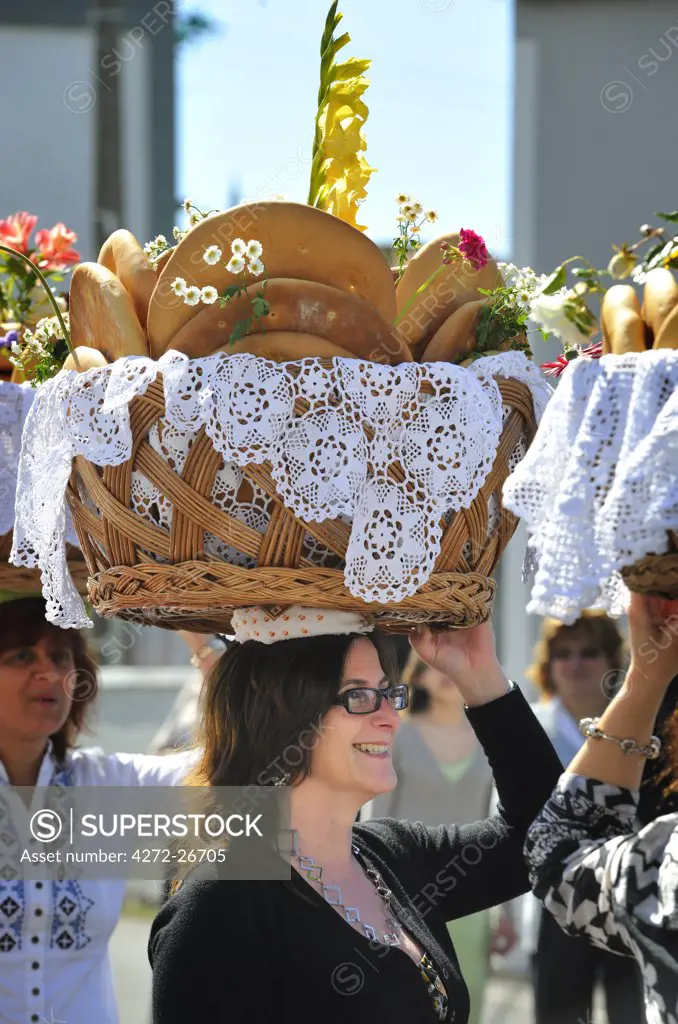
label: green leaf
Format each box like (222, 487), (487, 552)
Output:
(321, 2), (342, 54)
(540, 265), (567, 295)
(656, 211), (678, 223)
(251, 295), (270, 318)
(229, 319), (252, 345)
(221, 285), (240, 303)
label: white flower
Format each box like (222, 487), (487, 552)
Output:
(396, 193), (410, 205)
(227, 256), (246, 275)
(203, 245), (222, 266)
(245, 239), (263, 260)
(231, 238), (247, 257)
(247, 258), (265, 278)
(173, 226), (187, 241)
(405, 209), (418, 223)
(200, 286), (219, 305)
(189, 212), (201, 226)
(171, 277), (188, 297)
(529, 290), (586, 348)
(10, 340), (21, 357)
(401, 202), (415, 217)
(630, 264), (648, 286)
(413, 201), (423, 215)
(425, 210), (438, 223)
(184, 286), (202, 306)
(183, 198), (193, 214)
(396, 214), (408, 224)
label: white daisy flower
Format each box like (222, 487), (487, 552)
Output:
(183, 198), (193, 214)
(246, 239), (263, 260)
(396, 214), (408, 224)
(184, 286), (202, 306)
(425, 210), (438, 223)
(396, 193), (410, 205)
(231, 238), (247, 257)
(203, 245), (222, 266)
(200, 286), (219, 305)
(405, 210), (418, 223)
(171, 277), (188, 297)
(401, 202), (415, 217)
(247, 258), (265, 278)
(227, 256), (246, 275)
(413, 202), (423, 214)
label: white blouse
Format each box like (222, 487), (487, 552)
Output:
(0, 742), (197, 1024)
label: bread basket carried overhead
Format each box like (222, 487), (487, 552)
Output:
(8, 2), (551, 633)
(504, 221), (678, 622)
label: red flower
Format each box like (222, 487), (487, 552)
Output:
(540, 339), (603, 378)
(33, 222), (80, 271)
(0, 211), (38, 254)
(458, 228), (489, 270)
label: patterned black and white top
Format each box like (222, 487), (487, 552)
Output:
(525, 772), (678, 1024)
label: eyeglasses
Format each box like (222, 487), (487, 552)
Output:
(551, 647), (603, 661)
(332, 684), (409, 715)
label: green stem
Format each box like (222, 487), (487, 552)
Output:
(0, 244), (80, 370)
(393, 262), (446, 327)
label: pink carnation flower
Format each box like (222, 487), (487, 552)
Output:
(458, 228), (489, 270)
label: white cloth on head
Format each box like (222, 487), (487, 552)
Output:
(230, 605), (374, 644)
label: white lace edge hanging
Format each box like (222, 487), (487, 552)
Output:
(503, 350), (678, 623)
(11, 350), (551, 628)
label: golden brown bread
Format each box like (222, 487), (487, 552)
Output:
(653, 300), (678, 349)
(601, 285), (645, 355)
(147, 202), (396, 357)
(98, 230), (157, 331)
(217, 331), (356, 362)
(421, 300), (487, 363)
(395, 232), (502, 350)
(69, 263), (149, 361)
(62, 346), (110, 372)
(168, 278), (411, 365)
(642, 268), (678, 341)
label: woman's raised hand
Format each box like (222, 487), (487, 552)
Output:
(627, 594), (678, 689)
(409, 619), (511, 707)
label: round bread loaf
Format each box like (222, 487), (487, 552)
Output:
(601, 285), (645, 355)
(421, 299), (487, 363)
(62, 346), (110, 372)
(69, 263), (150, 361)
(98, 230), (157, 331)
(217, 331), (356, 362)
(642, 268), (678, 342)
(395, 232), (502, 350)
(147, 202), (396, 356)
(168, 278), (411, 365)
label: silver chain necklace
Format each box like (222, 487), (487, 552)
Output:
(289, 834), (401, 947)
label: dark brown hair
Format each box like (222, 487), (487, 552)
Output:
(0, 597), (98, 761)
(400, 651), (434, 714)
(185, 631), (398, 790)
(526, 611), (626, 700)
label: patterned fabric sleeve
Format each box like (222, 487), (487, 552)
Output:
(524, 771), (640, 956)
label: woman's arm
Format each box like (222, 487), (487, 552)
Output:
(387, 621), (562, 921)
(524, 595), (678, 956)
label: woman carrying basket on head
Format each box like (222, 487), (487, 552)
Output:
(149, 604), (562, 1024)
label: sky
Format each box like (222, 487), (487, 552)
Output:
(177, 0), (513, 254)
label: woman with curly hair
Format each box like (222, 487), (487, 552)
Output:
(0, 596), (207, 1024)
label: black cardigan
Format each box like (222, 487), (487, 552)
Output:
(148, 686), (562, 1023)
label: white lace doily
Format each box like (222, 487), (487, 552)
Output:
(0, 382), (34, 537)
(503, 351), (678, 623)
(11, 350), (550, 628)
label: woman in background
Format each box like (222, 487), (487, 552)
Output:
(362, 653), (504, 1024)
(521, 610), (644, 1024)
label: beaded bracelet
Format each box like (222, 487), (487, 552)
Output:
(578, 717), (661, 760)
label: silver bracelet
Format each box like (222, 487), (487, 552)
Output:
(578, 717), (661, 760)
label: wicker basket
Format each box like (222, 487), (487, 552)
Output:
(621, 530), (678, 599)
(65, 362), (537, 634)
(0, 530), (91, 596)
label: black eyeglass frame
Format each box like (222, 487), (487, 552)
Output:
(332, 684), (409, 715)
